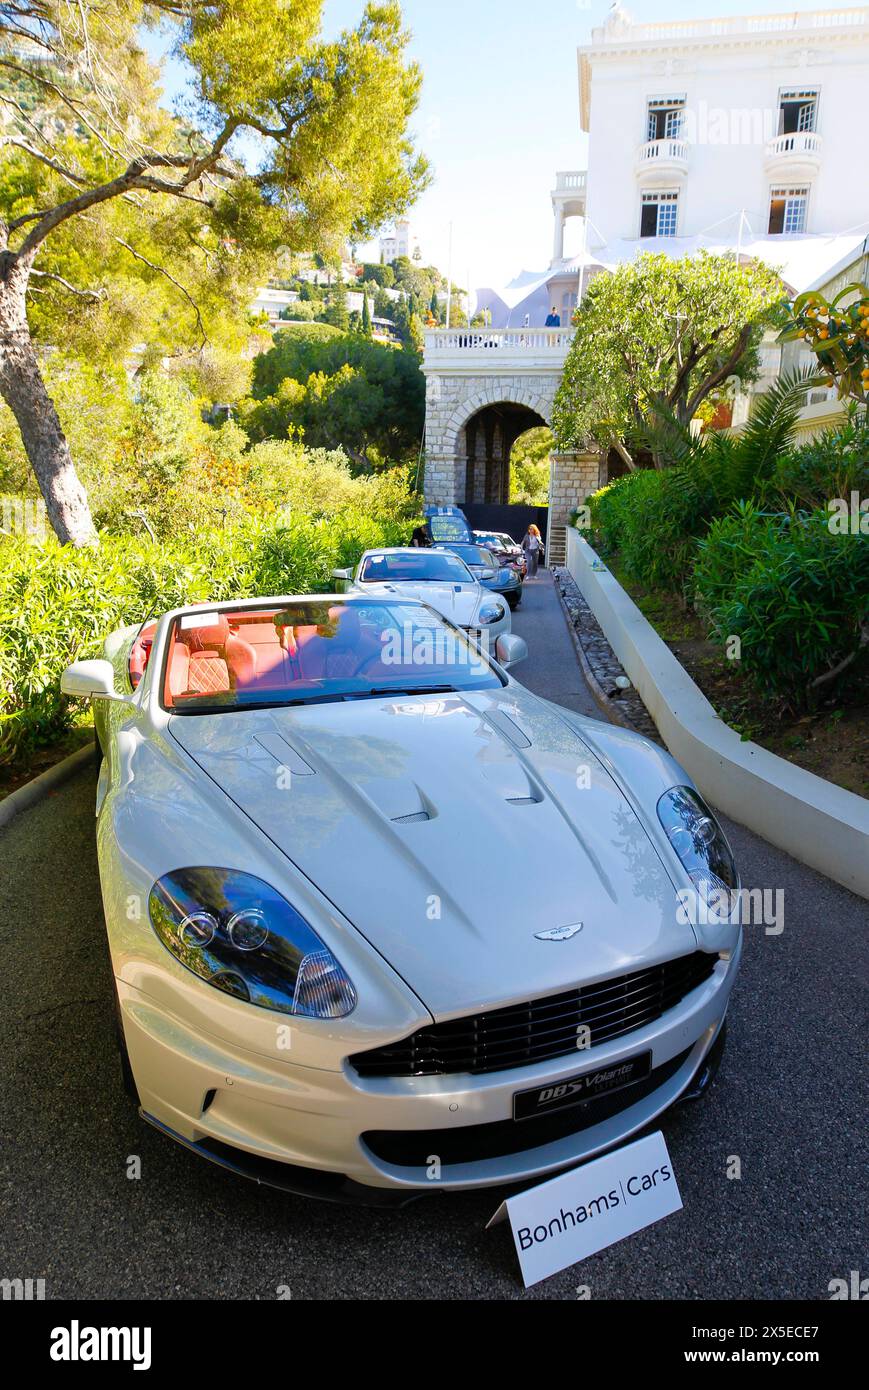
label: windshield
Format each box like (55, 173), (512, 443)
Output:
(427, 512), (471, 543)
(474, 532), (506, 551)
(359, 551), (474, 584)
(161, 600), (503, 713)
(435, 544), (495, 569)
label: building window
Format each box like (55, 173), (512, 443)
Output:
(778, 88), (818, 135)
(768, 186), (808, 235)
(646, 95), (686, 142)
(640, 190), (679, 238)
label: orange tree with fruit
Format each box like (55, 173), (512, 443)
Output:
(779, 282), (869, 402)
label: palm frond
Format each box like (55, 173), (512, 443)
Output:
(738, 364), (822, 481)
(642, 397), (703, 470)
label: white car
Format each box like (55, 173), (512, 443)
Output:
(62, 593), (741, 1204)
(334, 547), (512, 650)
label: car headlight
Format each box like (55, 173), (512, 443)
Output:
(478, 601), (506, 624)
(656, 787), (738, 907)
(148, 868), (357, 1018)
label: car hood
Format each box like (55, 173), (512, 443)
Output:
(169, 687), (695, 1018)
(354, 579), (488, 625)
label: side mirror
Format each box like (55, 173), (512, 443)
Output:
(495, 634), (528, 670)
(331, 567), (352, 590)
(61, 659), (124, 701)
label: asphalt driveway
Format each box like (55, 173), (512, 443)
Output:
(1, 569), (866, 1299)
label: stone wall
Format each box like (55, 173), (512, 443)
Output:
(422, 371), (562, 505)
(420, 365), (603, 558)
(547, 450), (604, 565)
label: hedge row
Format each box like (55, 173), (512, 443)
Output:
(0, 510), (410, 760)
(586, 479), (868, 707)
(694, 503), (868, 703)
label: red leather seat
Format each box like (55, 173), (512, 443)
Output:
(187, 616), (257, 689)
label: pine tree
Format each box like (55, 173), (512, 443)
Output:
(323, 277), (349, 331)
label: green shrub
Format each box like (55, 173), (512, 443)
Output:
(694, 505), (869, 708)
(588, 370), (824, 595)
(588, 471), (659, 555)
(764, 413), (869, 511)
(589, 465), (720, 593)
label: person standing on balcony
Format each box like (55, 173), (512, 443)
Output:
(545, 306), (561, 327)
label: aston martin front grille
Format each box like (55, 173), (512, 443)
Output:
(362, 1047), (693, 1167)
(349, 952), (717, 1078)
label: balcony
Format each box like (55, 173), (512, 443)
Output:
(552, 171), (587, 195)
(635, 137), (689, 181)
(764, 130), (822, 181)
(422, 327), (575, 373)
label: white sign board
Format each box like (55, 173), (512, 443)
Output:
(488, 1131), (682, 1288)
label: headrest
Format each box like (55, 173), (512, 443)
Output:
(330, 606), (360, 645)
(187, 615), (230, 652)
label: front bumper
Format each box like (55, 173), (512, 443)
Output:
(120, 935), (740, 1200)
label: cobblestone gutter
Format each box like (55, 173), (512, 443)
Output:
(554, 567), (661, 744)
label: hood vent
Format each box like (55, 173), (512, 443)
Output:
(483, 708), (531, 750)
(391, 811), (431, 825)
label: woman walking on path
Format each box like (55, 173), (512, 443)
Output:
(522, 524), (544, 578)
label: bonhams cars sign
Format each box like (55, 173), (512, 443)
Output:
(488, 1130), (682, 1287)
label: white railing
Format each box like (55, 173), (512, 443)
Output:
(424, 328), (575, 355)
(553, 171), (587, 192)
(765, 130), (823, 160)
(594, 9), (867, 42)
(636, 137), (689, 166)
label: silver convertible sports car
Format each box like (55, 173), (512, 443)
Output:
(62, 593), (741, 1204)
(332, 547), (512, 648)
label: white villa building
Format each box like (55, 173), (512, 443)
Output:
(422, 5), (869, 561)
(380, 219), (418, 264)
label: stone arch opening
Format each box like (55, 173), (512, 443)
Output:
(459, 401), (548, 505)
(509, 422), (553, 505)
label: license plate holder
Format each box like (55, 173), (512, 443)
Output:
(513, 1051), (653, 1121)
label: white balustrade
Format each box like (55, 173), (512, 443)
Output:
(765, 131), (822, 160)
(595, 9), (866, 43)
(423, 328), (576, 362)
(637, 137), (689, 166)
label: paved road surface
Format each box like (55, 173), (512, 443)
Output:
(510, 568), (601, 720)
(1, 571), (865, 1300)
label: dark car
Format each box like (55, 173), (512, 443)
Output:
(432, 543), (523, 610)
(473, 530), (527, 580)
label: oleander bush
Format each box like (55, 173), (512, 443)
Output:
(587, 471), (660, 557)
(0, 508), (412, 761)
(694, 504), (869, 708)
(584, 374), (868, 710)
(762, 413), (869, 511)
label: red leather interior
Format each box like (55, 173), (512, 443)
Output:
(162, 605), (392, 707)
(129, 622), (157, 689)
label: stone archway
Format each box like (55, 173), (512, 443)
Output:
(424, 377), (557, 506)
(420, 349), (603, 564)
(459, 401), (548, 504)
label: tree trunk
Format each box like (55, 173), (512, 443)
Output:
(0, 252), (97, 547)
(611, 436), (636, 472)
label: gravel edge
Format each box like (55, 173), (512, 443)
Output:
(0, 742), (95, 829)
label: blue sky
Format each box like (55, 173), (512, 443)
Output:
(148, 1), (846, 288)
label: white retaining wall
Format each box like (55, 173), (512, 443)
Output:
(566, 528), (869, 899)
